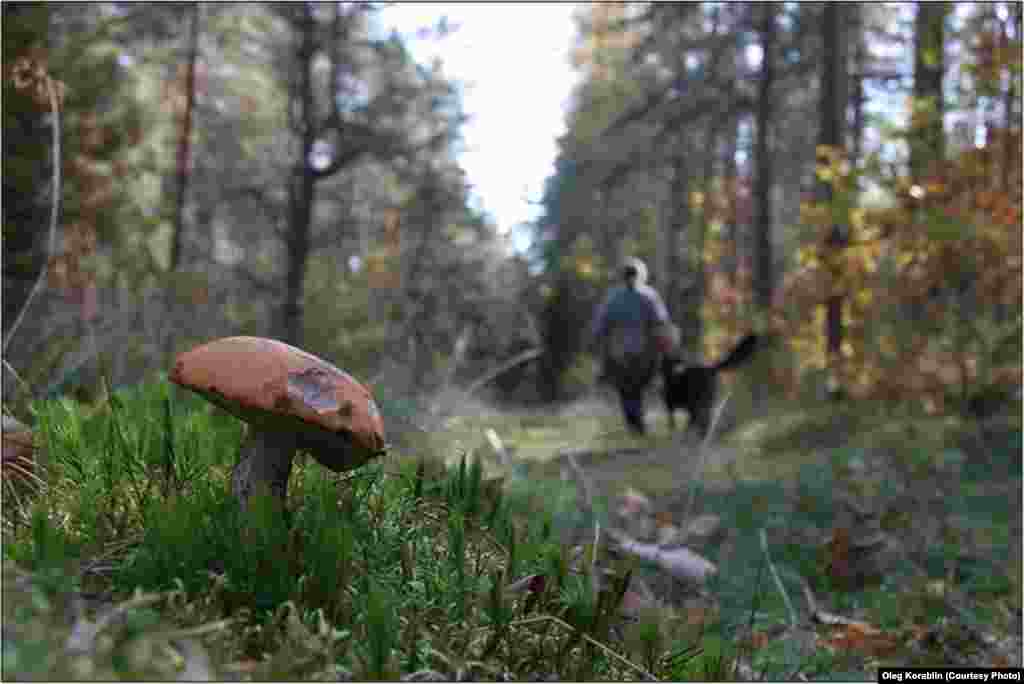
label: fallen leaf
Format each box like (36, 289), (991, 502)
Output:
(684, 606), (713, 626)
(744, 630), (771, 650)
(818, 621), (900, 656)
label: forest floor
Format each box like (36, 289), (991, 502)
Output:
(422, 387), (1023, 678)
(5, 380), (1020, 680)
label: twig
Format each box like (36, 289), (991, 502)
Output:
(2, 360), (32, 398)
(461, 348), (542, 400)
(3, 69), (62, 356)
(440, 326), (473, 394)
(566, 452), (716, 583)
(787, 569), (820, 617)
(1, 460), (46, 491)
(155, 618), (234, 641)
(565, 452), (596, 507)
(429, 325), (474, 415)
(759, 528), (798, 628)
(485, 428), (510, 468)
(65, 590), (165, 654)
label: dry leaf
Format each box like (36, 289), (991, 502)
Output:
(744, 630), (771, 650)
(818, 621), (900, 656)
(654, 510), (674, 527)
(684, 605), (713, 626)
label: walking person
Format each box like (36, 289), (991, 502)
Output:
(590, 258), (674, 435)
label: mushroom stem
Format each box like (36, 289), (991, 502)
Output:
(230, 427), (297, 509)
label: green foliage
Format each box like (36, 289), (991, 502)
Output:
(360, 579), (399, 679)
(668, 633), (736, 681)
(30, 380), (243, 549)
(12, 383), (652, 679)
(4, 505), (80, 598)
(9, 376), (1022, 679)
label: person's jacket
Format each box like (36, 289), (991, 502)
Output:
(590, 283), (670, 362)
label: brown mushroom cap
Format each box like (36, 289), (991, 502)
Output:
(169, 336), (386, 472)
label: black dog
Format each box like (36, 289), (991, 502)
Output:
(662, 334), (760, 437)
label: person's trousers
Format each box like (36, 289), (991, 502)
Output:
(606, 353), (656, 434)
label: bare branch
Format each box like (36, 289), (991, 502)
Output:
(312, 121), (407, 180)
(461, 348), (542, 400)
(2, 359), (32, 398)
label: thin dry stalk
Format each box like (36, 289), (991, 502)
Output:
(678, 390), (732, 537)
(505, 614), (658, 681)
(759, 527), (798, 628)
(462, 348), (542, 400)
(2, 360), (32, 398)
(3, 70), (62, 356)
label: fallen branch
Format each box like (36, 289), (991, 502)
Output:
(606, 532), (718, 583)
(461, 347), (542, 399)
(565, 452), (717, 584)
(784, 567), (864, 627)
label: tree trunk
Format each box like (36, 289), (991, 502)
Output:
(668, 147), (693, 351)
(819, 2), (848, 399)
(540, 272), (575, 402)
(2, 4), (54, 334)
(722, 116), (739, 286)
(753, 2), (776, 314)
(911, 1), (948, 178)
(688, 120), (720, 350)
(278, 5), (317, 346)
(1003, 2), (1021, 193)
(170, 2), (201, 272)
(597, 189), (617, 283)
(849, 5), (867, 172)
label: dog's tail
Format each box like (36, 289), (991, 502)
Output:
(712, 334), (760, 372)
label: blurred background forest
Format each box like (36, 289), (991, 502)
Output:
(3, 1), (1021, 422)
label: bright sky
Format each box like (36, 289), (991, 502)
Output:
(377, 3), (582, 251)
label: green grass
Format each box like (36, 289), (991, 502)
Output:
(4, 380), (729, 681)
(5, 379), (1019, 680)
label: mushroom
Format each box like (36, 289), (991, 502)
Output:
(169, 337), (386, 509)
